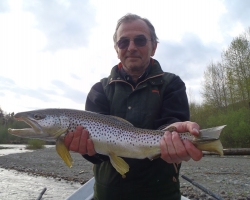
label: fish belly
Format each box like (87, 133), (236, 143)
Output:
(92, 138), (160, 159)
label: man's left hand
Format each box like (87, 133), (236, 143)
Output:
(160, 121), (203, 164)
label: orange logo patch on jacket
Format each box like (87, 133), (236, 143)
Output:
(152, 90), (160, 95)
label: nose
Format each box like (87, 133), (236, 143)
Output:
(127, 40), (137, 51)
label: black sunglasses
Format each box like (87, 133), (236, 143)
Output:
(116, 36), (151, 49)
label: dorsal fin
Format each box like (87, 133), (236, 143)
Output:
(109, 116), (134, 126)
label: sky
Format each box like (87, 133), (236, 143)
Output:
(0, 0), (250, 114)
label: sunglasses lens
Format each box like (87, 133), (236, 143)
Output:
(117, 39), (130, 49)
(134, 37), (147, 47)
(117, 36), (148, 49)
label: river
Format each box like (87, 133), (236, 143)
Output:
(0, 145), (82, 200)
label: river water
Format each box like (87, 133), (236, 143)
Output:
(0, 144), (33, 156)
(0, 145), (82, 200)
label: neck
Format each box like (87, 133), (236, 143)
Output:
(122, 60), (150, 82)
(130, 73), (144, 82)
(123, 68), (146, 82)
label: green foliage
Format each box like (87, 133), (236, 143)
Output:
(26, 139), (45, 149)
(0, 116), (29, 144)
(190, 102), (250, 148)
(205, 108), (250, 148)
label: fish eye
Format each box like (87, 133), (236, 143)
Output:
(33, 113), (45, 120)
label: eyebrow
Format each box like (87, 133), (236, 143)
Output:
(118, 34), (147, 40)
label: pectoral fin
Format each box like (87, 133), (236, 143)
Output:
(109, 152), (129, 178)
(56, 137), (73, 168)
(54, 128), (68, 138)
(195, 139), (224, 156)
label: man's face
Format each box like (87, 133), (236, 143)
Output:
(115, 19), (157, 73)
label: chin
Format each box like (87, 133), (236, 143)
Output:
(127, 65), (143, 71)
(126, 61), (140, 67)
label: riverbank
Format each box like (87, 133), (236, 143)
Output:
(0, 146), (249, 199)
(180, 155), (250, 199)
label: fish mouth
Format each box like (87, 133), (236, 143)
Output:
(8, 116), (44, 138)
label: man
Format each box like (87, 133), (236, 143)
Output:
(64, 14), (202, 200)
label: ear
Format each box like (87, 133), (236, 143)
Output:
(151, 42), (157, 57)
(114, 45), (119, 58)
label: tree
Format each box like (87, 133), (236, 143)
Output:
(199, 27), (250, 147)
(202, 61), (228, 111)
(223, 33), (250, 107)
(0, 107), (3, 118)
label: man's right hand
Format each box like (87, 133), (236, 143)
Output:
(64, 126), (96, 156)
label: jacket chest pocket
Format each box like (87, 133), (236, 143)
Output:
(126, 85), (162, 129)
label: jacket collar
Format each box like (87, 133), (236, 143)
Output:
(107, 59), (164, 85)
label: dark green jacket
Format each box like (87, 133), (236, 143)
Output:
(84, 59), (190, 200)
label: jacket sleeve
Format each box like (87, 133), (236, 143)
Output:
(154, 75), (190, 130)
(85, 82), (110, 115)
(82, 82), (110, 164)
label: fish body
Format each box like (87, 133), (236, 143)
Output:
(8, 108), (225, 177)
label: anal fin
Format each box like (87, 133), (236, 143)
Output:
(148, 154), (161, 160)
(109, 152), (129, 178)
(195, 139), (224, 156)
(56, 137), (73, 168)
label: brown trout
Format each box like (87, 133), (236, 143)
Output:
(8, 109), (225, 177)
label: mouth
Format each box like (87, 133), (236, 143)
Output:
(126, 55), (141, 59)
(8, 117), (43, 137)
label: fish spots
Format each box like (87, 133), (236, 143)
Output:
(20, 109), (162, 158)
(179, 132), (193, 141)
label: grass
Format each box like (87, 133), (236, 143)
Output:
(26, 139), (45, 150)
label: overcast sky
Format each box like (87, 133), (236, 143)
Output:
(1, 0), (250, 114)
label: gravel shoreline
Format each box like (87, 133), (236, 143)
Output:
(180, 155), (250, 200)
(0, 147), (249, 200)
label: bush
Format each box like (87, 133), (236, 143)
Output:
(26, 139), (45, 149)
(0, 120), (30, 144)
(201, 108), (250, 148)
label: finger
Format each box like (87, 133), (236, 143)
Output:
(87, 139), (96, 156)
(164, 131), (181, 163)
(172, 132), (190, 162)
(160, 136), (172, 163)
(161, 131), (178, 163)
(69, 126), (83, 152)
(183, 140), (203, 161)
(190, 127), (200, 137)
(78, 129), (89, 155)
(64, 131), (74, 149)
(170, 121), (200, 136)
(185, 122), (200, 137)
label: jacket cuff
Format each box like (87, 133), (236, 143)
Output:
(82, 154), (109, 164)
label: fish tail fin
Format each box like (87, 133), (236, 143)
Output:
(109, 152), (129, 178)
(56, 137), (73, 168)
(195, 140), (224, 156)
